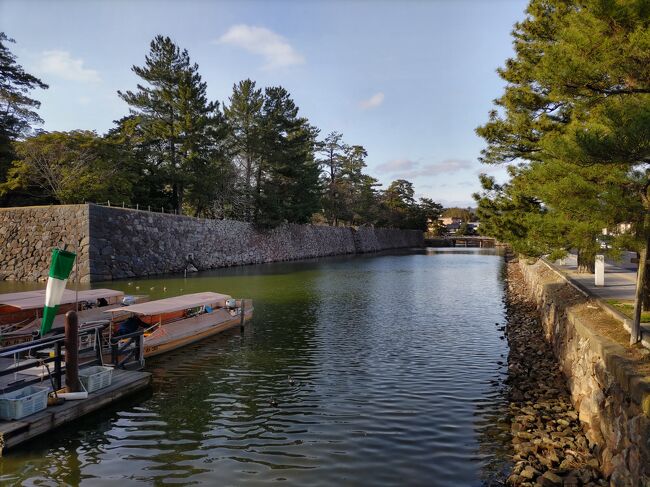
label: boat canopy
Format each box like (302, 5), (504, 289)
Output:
(105, 292), (231, 316)
(0, 288), (124, 312)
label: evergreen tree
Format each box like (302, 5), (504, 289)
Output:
(224, 79), (264, 221)
(118, 35), (224, 215)
(476, 0), (650, 342)
(0, 32), (48, 193)
(317, 131), (346, 225)
(256, 86), (321, 226)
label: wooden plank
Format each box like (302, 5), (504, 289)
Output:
(0, 369), (151, 453)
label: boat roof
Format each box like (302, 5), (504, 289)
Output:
(105, 292), (231, 316)
(0, 288), (124, 311)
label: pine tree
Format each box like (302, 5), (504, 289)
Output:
(224, 79), (264, 221)
(476, 0), (650, 342)
(118, 35), (223, 215)
(317, 132), (345, 225)
(0, 32), (48, 188)
(256, 86), (320, 226)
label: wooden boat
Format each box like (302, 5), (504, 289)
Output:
(0, 289), (126, 328)
(105, 292), (253, 358)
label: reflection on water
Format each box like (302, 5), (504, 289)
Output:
(0, 249), (511, 486)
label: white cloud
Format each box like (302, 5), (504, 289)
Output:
(376, 158), (417, 173)
(359, 92), (385, 110)
(77, 96), (92, 105)
(217, 24), (304, 69)
(378, 158), (474, 179)
(36, 50), (100, 82)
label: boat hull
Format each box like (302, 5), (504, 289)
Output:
(143, 306), (253, 358)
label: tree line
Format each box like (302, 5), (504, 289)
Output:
(473, 0), (650, 342)
(0, 34), (442, 230)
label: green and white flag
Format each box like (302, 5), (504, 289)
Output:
(40, 248), (76, 335)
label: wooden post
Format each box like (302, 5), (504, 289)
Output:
(65, 311), (81, 392)
(240, 300), (246, 331)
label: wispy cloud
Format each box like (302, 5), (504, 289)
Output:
(378, 158), (474, 179)
(359, 92), (384, 110)
(376, 158), (417, 173)
(35, 50), (100, 82)
(217, 24), (304, 69)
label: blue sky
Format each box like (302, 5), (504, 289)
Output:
(1, 0), (528, 207)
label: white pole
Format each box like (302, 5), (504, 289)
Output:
(595, 255), (605, 286)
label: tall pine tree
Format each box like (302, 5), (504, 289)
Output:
(224, 79), (264, 221)
(256, 86), (320, 226)
(118, 35), (224, 215)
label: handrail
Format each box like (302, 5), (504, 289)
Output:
(0, 322), (144, 393)
(0, 325), (105, 393)
(110, 329), (145, 369)
(0, 323), (108, 356)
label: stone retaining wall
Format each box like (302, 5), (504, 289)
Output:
(1, 204), (423, 282)
(0, 205), (90, 282)
(517, 259), (650, 486)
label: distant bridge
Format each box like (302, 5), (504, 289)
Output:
(424, 236), (499, 248)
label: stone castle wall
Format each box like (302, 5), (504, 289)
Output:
(517, 259), (650, 486)
(0, 205), (90, 282)
(1, 204), (423, 282)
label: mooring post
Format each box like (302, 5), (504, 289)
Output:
(240, 300), (246, 331)
(595, 255), (605, 287)
(65, 311), (81, 392)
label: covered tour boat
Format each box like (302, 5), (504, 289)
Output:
(0, 288), (126, 329)
(105, 292), (253, 358)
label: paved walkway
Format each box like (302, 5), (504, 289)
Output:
(554, 253), (637, 302)
(552, 252), (650, 346)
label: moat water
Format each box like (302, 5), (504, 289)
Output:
(0, 249), (511, 486)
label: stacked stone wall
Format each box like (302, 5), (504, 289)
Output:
(1, 204), (423, 282)
(517, 259), (650, 486)
(0, 205), (90, 282)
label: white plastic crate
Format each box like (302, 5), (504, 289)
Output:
(79, 366), (113, 393)
(0, 385), (49, 420)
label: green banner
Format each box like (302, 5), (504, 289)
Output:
(48, 248), (76, 280)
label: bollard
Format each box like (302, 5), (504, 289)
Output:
(64, 311), (81, 392)
(595, 255), (605, 286)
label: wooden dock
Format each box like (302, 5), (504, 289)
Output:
(0, 368), (151, 454)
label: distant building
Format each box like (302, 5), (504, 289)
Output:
(441, 217), (462, 226)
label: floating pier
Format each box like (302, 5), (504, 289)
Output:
(0, 368), (150, 454)
(0, 311), (149, 455)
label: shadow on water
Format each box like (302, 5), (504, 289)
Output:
(0, 249), (513, 486)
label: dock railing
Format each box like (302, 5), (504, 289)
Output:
(0, 324), (105, 393)
(0, 324), (146, 393)
(110, 330), (145, 370)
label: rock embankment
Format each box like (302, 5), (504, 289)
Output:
(505, 259), (605, 486)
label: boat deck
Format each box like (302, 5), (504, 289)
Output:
(0, 368), (151, 455)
